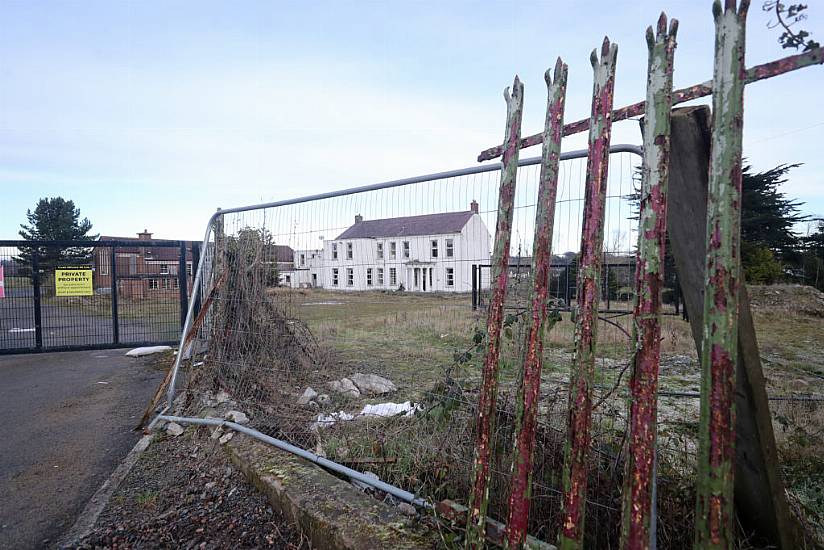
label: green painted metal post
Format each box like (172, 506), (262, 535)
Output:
(694, 1), (749, 549)
(465, 75), (525, 550)
(558, 37), (618, 550)
(504, 58), (568, 549)
(620, 12), (678, 550)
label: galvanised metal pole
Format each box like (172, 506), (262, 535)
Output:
(558, 37), (618, 550)
(504, 57), (568, 549)
(476, 47), (822, 162)
(694, 1), (748, 548)
(620, 13), (677, 550)
(110, 245), (119, 345)
(465, 75), (525, 550)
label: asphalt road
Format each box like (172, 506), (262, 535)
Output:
(0, 349), (166, 549)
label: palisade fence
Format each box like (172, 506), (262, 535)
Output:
(152, 3), (824, 548)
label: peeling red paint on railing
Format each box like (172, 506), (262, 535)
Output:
(694, 1), (748, 549)
(504, 57), (568, 550)
(619, 12), (677, 550)
(465, 75), (524, 550)
(476, 46), (822, 162)
(557, 37), (617, 550)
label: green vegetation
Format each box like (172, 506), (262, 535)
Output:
(15, 197), (98, 276)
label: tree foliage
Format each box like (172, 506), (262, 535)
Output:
(763, 2), (820, 51)
(225, 227), (281, 287)
(741, 163), (807, 253)
(15, 197), (98, 274)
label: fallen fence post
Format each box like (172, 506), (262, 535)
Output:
(504, 57), (568, 549)
(465, 75), (525, 550)
(558, 37), (618, 550)
(619, 12), (677, 550)
(694, 1), (748, 548)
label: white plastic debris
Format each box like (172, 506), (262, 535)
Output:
(359, 401), (420, 418)
(219, 431), (234, 444)
(313, 411), (355, 429)
(125, 346), (172, 357)
(225, 410), (249, 424)
(313, 401), (420, 429)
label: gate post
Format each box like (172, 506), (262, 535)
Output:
(178, 241), (189, 331)
(32, 250), (43, 350)
(191, 242), (202, 320)
(111, 245), (119, 345)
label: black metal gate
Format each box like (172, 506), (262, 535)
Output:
(0, 239), (199, 354)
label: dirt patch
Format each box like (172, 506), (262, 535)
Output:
(74, 429), (311, 549)
(748, 284), (824, 317)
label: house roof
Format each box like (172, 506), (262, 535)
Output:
(335, 211), (475, 240)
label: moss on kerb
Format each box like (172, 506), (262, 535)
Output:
(224, 434), (438, 550)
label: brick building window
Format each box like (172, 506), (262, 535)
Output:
(148, 278), (159, 290)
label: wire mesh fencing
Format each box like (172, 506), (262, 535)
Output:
(173, 147), (823, 547)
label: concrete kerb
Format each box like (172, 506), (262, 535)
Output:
(223, 432), (440, 550)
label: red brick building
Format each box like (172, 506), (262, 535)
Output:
(94, 230), (194, 299)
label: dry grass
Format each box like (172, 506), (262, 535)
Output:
(200, 283), (823, 547)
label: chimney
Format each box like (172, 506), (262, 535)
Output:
(470, 200), (479, 214)
(355, 214), (363, 223)
(138, 229), (153, 241)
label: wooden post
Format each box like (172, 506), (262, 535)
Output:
(558, 37), (618, 550)
(667, 105), (800, 549)
(620, 13), (677, 550)
(504, 57), (568, 549)
(465, 75), (524, 550)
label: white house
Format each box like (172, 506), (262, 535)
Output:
(281, 201), (491, 292)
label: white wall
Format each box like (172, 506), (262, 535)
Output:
(309, 213), (491, 292)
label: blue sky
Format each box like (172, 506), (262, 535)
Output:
(0, 0), (822, 241)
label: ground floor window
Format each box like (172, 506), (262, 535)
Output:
(366, 268), (373, 286)
(377, 268), (384, 285)
(148, 278), (159, 290)
(446, 267), (454, 287)
(346, 268), (354, 286)
(332, 268), (339, 286)
(389, 267), (397, 286)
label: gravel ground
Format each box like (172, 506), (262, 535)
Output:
(73, 427), (311, 549)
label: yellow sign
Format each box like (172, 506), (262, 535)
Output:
(55, 268), (94, 297)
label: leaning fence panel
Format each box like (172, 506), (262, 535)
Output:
(171, 147), (650, 545)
